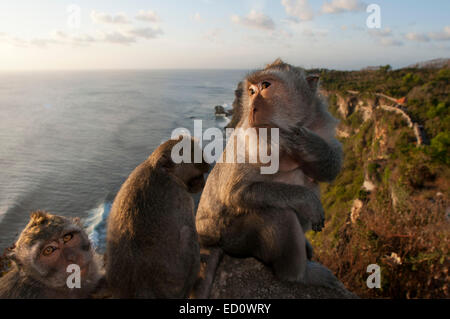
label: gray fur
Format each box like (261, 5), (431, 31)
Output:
(196, 59), (342, 289)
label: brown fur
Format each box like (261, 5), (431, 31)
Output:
(0, 211), (104, 299)
(106, 137), (209, 298)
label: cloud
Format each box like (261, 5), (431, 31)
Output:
(369, 28), (392, 37)
(29, 38), (62, 47)
(135, 10), (160, 23)
(69, 34), (97, 45)
(369, 28), (403, 46)
(51, 30), (135, 46)
(127, 27), (163, 39)
(192, 12), (202, 22)
(379, 38), (403, 47)
(428, 26), (450, 41)
(0, 26), (163, 48)
(7, 37), (29, 47)
(231, 10), (275, 30)
(51, 30), (96, 46)
(278, 29), (294, 39)
(52, 30), (68, 39)
(203, 28), (221, 42)
(1, 9), (165, 48)
(405, 32), (430, 42)
(281, 0), (314, 22)
(404, 26), (450, 43)
(321, 0), (365, 14)
(351, 24), (364, 31)
(91, 11), (130, 24)
(0, 34), (59, 48)
(101, 31), (135, 44)
(100, 27), (163, 44)
(302, 28), (328, 37)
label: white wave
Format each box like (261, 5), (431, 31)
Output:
(84, 201), (112, 253)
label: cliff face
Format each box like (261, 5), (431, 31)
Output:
(310, 68), (449, 298)
(334, 91), (428, 146)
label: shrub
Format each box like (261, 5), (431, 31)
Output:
(436, 68), (450, 82)
(429, 131), (450, 165)
(312, 197), (449, 298)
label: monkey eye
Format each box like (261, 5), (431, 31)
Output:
(42, 246), (57, 256)
(63, 233), (73, 243)
(248, 87), (255, 96)
(261, 81), (271, 89)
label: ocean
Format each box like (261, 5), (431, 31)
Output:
(0, 69), (246, 251)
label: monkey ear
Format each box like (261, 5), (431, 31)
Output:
(306, 74), (320, 92)
(266, 58), (285, 69)
(73, 217), (82, 226)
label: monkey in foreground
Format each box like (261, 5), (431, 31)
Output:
(106, 137), (210, 298)
(0, 211), (104, 298)
(196, 59), (343, 288)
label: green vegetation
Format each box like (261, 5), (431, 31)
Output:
(309, 64), (449, 298)
(429, 132), (450, 165)
(402, 73), (423, 86)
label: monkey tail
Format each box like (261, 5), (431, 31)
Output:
(304, 261), (345, 289)
(189, 247), (223, 299)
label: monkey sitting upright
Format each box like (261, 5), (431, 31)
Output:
(106, 137), (210, 298)
(196, 59), (343, 288)
(0, 211), (104, 298)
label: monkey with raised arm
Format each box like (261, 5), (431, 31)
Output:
(0, 211), (104, 299)
(196, 59), (343, 289)
(106, 137), (210, 299)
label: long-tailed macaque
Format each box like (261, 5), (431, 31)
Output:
(0, 211), (104, 298)
(196, 59), (343, 288)
(106, 137), (210, 298)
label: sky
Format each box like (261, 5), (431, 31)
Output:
(0, 0), (449, 70)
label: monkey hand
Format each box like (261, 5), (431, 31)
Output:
(309, 199), (325, 232)
(280, 123), (343, 183)
(289, 188), (325, 232)
(278, 124), (310, 155)
(312, 215), (325, 232)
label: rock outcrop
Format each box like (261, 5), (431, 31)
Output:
(350, 199), (364, 224)
(209, 255), (358, 299)
(335, 91), (429, 146)
(214, 105), (232, 117)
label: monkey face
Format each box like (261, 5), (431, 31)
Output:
(5, 211), (103, 297)
(13, 218), (94, 289)
(246, 77), (291, 128)
(242, 62), (320, 131)
(32, 230), (93, 287)
(156, 137), (210, 193)
(173, 163), (208, 193)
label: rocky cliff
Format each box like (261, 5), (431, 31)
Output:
(310, 65), (449, 298)
(210, 255), (357, 299)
